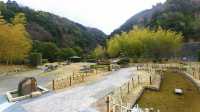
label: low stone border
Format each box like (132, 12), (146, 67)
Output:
(130, 74), (162, 107)
(130, 87), (145, 107)
(130, 70), (200, 108)
(181, 71), (200, 92)
(6, 85), (49, 102)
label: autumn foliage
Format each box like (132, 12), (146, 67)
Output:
(0, 13), (32, 64)
(107, 27), (183, 59)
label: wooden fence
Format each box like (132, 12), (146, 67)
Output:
(52, 67), (109, 90)
(103, 63), (200, 112)
(135, 63), (200, 81)
(106, 69), (160, 112)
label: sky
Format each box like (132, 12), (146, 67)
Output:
(2, 0), (166, 34)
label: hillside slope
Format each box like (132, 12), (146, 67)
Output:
(111, 0), (200, 41)
(0, 1), (106, 52)
(111, 3), (165, 36)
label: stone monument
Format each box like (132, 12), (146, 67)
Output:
(18, 77), (37, 96)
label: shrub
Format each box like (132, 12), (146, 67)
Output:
(29, 53), (42, 67)
(42, 59), (49, 64)
(85, 59), (96, 63)
(117, 58), (130, 65)
(130, 58), (138, 63)
(97, 59), (110, 65)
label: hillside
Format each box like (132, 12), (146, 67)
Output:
(111, 0), (200, 41)
(111, 3), (165, 36)
(0, 0), (106, 52)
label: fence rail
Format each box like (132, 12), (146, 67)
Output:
(105, 68), (160, 112)
(135, 63), (200, 81)
(52, 67), (109, 90)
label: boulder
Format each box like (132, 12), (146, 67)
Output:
(18, 77), (37, 96)
(174, 88), (183, 95)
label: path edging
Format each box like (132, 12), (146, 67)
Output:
(130, 74), (163, 107)
(181, 71), (200, 92)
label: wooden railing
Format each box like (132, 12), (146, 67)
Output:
(52, 67), (109, 90)
(105, 69), (160, 112)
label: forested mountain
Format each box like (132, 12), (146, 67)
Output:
(111, 0), (200, 41)
(0, 0), (106, 52)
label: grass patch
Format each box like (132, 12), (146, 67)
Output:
(137, 71), (200, 112)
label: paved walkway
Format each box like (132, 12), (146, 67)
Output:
(1, 67), (136, 112)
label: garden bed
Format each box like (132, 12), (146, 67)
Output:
(6, 85), (48, 102)
(137, 71), (200, 112)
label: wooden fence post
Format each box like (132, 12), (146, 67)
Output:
(132, 78), (134, 88)
(52, 80), (55, 90)
(69, 76), (72, 86)
(106, 96), (110, 112)
(149, 75), (152, 85)
(128, 82), (130, 93)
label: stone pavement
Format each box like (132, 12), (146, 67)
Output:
(1, 67), (136, 112)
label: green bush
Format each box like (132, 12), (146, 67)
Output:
(130, 58), (138, 63)
(117, 58), (130, 65)
(90, 65), (95, 69)
(153, 58), (162, 63)
(42, 59), (49, 64)
(97, 60), (110, 65)
(56, 48), (76, 60)
(29, 53), (42, 67)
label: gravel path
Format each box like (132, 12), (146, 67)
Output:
(2, 67), (136, 112)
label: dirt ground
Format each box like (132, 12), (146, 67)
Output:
(40, 62), (95, 78)
(137, 71), (200, 112)
(0, 64), (32, 76)
(0, 62), (95, 94)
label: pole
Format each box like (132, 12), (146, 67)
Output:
(52, 80), (55, 90)
(132, 78), (134, 88)
(69, 76), (72, 86)
(106, 96), (110, 112)
(150, 76), (152, 85)
(128, 82), (130, 93)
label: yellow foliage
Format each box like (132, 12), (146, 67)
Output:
(0, 13), (32, 64)
(107, 27), (183, 58)
(93, 45), (105, 59)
